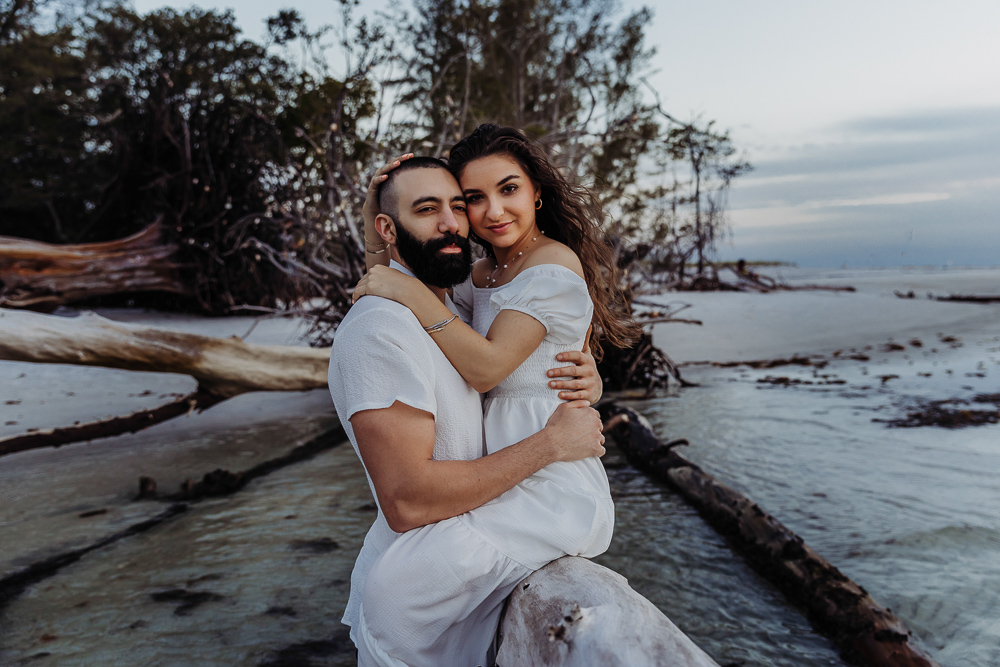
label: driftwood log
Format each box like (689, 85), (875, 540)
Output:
(498, 556), (720, 666)
(600, 404), (940, 667)
(0, 221), (188, 310)
(0, 308), (330, 397)
(0, 308), (331, 456)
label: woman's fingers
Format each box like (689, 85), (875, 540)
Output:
(352, 275), (370, 303)
(369, 154), (414, 186)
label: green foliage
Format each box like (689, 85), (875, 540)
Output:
(393, 0), (750, 280)
(0, 0), (752, 318)
(0, 2), (382, 310)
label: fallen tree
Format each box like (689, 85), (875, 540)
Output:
(0, 308), (331, 456)
(0, 221), (189, 311)
(498, 556), (720, 666)
(599, 404), (940, 667)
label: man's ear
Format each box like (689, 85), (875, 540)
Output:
(375, 214), (397, 245)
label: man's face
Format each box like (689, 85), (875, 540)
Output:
(390, 168), (472, 288)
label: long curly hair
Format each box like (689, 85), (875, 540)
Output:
(448, 124), (641, 359)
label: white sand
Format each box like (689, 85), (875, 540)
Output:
(649, 267), (999, 363)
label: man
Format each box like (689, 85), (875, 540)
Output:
(328, 157), (605, 666)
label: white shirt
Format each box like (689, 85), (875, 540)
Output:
(327, 260), (484, 643)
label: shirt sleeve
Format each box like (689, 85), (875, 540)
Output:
(330, 308), (436, 421)
(488, 266), (594, 345)
(450, 275), (475, 324)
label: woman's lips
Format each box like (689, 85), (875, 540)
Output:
(485, 222), (513, 234)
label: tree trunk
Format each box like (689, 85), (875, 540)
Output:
(498, 556), (720, 667)
(0, 308), (331, 399)
(600, 404), (941, 667)
(0, 220), (189, 310)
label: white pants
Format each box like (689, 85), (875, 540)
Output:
(355, 516), (532, 667)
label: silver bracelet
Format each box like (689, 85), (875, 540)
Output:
(423, 314), (458, 334)
(365, 246), (387, 255)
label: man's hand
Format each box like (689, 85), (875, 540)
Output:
(542, 400), (606, 461)
(546, 331), (602, 404)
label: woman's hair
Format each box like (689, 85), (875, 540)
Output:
(448, 123), (641, 359)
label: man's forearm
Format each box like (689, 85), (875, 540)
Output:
(387, 428), (557, 532)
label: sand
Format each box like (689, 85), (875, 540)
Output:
(650, 266), (999, 363)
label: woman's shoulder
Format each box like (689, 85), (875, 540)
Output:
(520, 240), (585, 281)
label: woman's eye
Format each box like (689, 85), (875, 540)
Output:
(501, 184), (518, 194)
(465, 194), (483, 203)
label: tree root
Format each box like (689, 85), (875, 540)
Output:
(0, 389), (224, 458)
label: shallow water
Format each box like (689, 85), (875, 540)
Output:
(2, 269), (998, 665)
(638, 330), (1000, 666)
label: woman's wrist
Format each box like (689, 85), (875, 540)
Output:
(405, 284), (456, 327)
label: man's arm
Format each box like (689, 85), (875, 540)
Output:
(546, 327), (603, 404)
(350, 400), (605, 533)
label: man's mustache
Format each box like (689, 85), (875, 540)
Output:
(425, 232), (470, 254)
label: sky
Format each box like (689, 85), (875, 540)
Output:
(130, 0), (1000, 267)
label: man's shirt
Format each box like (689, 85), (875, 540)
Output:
(327, 260), (484, 639)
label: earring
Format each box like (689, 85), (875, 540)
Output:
(535, 199), (542, 210)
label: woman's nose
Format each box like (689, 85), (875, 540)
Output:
(487, 196), (504, 220)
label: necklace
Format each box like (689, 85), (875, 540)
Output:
(484, 231), (544, 288)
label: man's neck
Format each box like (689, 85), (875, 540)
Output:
(389, 257), (448, 303)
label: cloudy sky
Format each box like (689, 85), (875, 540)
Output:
(131, 0), (1000, 267)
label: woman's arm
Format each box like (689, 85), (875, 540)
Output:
(353, 266), (546, 393)
(362, 154), (413, 271)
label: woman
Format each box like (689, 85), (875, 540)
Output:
(355, 124), (639, 563)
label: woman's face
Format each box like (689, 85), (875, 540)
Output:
(458, 154), (540, 250)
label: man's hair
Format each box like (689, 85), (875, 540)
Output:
(377, 156), (451, 221)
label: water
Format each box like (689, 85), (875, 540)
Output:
(2, 270), (998, 665)
(628, 325), (1000, 666)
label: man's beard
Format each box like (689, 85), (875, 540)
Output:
(393, 221), (472, 288)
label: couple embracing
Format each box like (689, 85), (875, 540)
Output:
(328, 124), (640, 666)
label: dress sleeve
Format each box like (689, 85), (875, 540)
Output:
(488, 266), (594, 345)
(450, 275), (475, 324)
(329, 309), (437, 421)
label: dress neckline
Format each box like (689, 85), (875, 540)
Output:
(471, 263), (586, 290)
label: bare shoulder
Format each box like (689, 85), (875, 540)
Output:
(523, 240), (585, 280)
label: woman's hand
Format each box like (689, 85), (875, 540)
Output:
(353, 264), (427, 305)
(363, 153), (413, 271)
(363, 153), (414, 228)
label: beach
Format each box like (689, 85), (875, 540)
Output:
(1, 266), (997, 666)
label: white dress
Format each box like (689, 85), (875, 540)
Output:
(454, 264), (615, 570)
